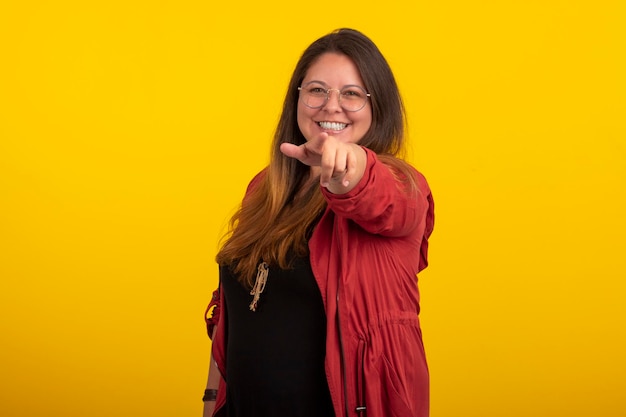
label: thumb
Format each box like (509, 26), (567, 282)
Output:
(279, 142), (305, 159)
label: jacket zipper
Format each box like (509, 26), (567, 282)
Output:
(336, 288), (350, 417)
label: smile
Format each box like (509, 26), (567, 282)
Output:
(318, 121), (348, 131)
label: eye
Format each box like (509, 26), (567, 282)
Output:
(301, 81), (329, 97)
(341, 88), (365, 99)
(309, 87), (327, 95)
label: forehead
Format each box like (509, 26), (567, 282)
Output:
(303, 52), (364, 86)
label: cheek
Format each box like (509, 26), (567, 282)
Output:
(357, 111), (373, 134)
(296, 110), (305, 135)
(297, 106), (316, 139)
(296, 103), (305, 126)
(354, 121), (372, 144)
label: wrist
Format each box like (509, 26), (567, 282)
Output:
(202, 389), (218, 402)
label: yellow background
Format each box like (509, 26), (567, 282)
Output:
(1, 1), (624, 416)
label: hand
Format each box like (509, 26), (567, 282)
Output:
(280, 132), (366, 193)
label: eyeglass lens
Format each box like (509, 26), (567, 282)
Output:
(299, 82), (369, 111)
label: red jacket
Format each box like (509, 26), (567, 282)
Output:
(206, 148), (435, 417)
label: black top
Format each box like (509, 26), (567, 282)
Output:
(221, 257), (335, 417)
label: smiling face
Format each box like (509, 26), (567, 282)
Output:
(297, 52), (372, 144)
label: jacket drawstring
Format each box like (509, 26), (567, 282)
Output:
(356, 338), (367, 415)
(249, 261), (269, 311)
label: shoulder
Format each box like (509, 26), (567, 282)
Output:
(370, 151), (431, 194)
(245, 167), (269, 194)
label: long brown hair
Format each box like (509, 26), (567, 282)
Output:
(216, 28), (414, 287)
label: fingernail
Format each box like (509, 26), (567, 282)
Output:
(343, 180), (350, 187)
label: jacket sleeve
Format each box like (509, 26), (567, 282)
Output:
(204, 285), (220, 340)
(321, 147), (434, 239)
(418, 186), (435, 272)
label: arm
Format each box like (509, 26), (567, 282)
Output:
(202, 287), (222, 416)
(202, 328), (221, 417)
(279, 133), (429, 237)
(323, 148), (431, 237)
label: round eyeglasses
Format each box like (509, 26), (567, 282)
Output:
(298, 82), (371, 112)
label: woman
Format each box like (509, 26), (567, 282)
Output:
(203, 28), (435, 417)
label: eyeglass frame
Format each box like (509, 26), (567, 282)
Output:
(297, 82), (371, 112)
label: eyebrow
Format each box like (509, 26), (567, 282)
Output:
(303, 80), (365, 89)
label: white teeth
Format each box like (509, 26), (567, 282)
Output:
(318, 121), (347, 131)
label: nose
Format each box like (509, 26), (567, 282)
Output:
(322, 89), (342, 112)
